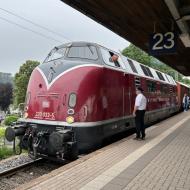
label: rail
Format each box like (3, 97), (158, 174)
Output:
(0, 158), (43, 178)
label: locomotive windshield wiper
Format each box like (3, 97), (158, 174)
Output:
(48, 67), (56, 82)
(44, 46), (59, 63)
(50, 66), (56, 73)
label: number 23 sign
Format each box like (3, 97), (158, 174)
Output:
(149, 32), (176, 55)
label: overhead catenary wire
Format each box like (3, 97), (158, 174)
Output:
(0, 7), (71, 42)
(0, 16), (63, 43)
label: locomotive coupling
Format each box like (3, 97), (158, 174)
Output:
(5, 126), (26, 142)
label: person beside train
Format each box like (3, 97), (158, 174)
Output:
(182, 93), (189, 112)
(133, 87), (147, 140)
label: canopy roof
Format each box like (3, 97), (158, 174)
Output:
(61, 0), (190, 75)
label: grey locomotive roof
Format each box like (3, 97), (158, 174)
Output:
(56, 41), (98, 49)
(55, 41), (176, 86)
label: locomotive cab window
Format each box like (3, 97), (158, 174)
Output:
(68, 45), (98, 60)
(44, 47), (66, 62)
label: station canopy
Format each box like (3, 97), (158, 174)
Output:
(61, 0), (190, 75)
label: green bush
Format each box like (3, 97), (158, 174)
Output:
(0, 146), (14, 159)
(0, 127), (5, 138)
(4, 115), (19, 126)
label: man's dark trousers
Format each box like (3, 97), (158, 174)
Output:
(135, 110), (146, 138)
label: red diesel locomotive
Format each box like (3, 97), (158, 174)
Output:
(5, 42), (187, 160)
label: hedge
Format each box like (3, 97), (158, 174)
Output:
(4, 115), (19, 126)
(0, 127), (5, 138)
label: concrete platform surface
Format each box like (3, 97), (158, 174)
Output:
(17, 112), (190, 190)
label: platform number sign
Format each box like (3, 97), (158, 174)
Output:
(149, 32), (176, 55)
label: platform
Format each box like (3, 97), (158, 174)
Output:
(18, 111), (190, 190)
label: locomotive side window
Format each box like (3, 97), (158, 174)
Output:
(101, 48), (123, 68)
(127, 59), (138, 73)
(140, 65), (153, 78)
(45, 47), (66, 62)
(68, 46), (98, 60)
(146, 68), (153, 78)
(165, 74), (170, 83)
(156, 71), (165, 81)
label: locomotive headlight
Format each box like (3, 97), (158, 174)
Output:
(66, 116), (74, 124)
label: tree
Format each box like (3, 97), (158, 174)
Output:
(0, 83), (13, 111)
(122, 44), (154, 67)
(14, 60), (40, 107)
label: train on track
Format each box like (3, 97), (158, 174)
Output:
(5, 42), (190, 160)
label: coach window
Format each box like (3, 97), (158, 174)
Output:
(68, 46), (98, 60)
(101, 48), (124, 69)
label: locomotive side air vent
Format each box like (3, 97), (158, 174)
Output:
(135, 77), (141, 88)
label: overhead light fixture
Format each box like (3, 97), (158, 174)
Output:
(164, 0), (180, 20)
(179, 33), (190, 47)
(165, 0), (190, 48)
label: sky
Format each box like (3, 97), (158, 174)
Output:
(0, 0), (129, 75)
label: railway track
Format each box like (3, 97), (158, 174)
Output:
(0, 158), (43, 178)
(0, 156), (62, 190)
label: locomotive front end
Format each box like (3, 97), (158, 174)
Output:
(5, 42), (101, 161)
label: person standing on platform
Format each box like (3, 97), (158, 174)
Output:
(133, 87), (147, 140)
(183, 93), (189, 112)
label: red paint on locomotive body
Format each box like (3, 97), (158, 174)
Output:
(26, 65), (104, 122)
(26, 66), (132, 123)
(26, 64), (178, 124)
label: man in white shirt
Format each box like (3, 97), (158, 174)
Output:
(133, 87), (147, 140)
(182, 93), (189, 112)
